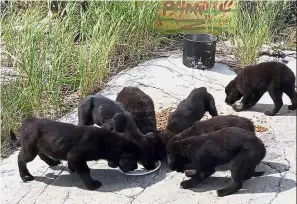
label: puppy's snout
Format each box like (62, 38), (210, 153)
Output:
(142, 160), (156, 170)
(225, 98), (232, 105)
(132, 163), (138, 170)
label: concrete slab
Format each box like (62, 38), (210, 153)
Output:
(1, 53), (296, 204)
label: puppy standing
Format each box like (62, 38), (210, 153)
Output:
(116, 87), (166, 162)
(167, 127), (266, 197)
(167, 87), (218, 134)
(225, 61), (296, 116)
(11, 117), (140, 190)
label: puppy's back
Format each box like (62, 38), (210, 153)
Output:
(81, 94), (124, 112)
(168, 127), (265, 165)
(171, 115), (254, 142)
(116, 87), (157, 134)
(238, 61), (295, 86)
(167, 87), (210, 133)
(194, 115), (255, 133)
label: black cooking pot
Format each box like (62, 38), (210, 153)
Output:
(182, 33), (217, 69)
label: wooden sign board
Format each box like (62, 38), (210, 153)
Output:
(156, 0), (236, 35)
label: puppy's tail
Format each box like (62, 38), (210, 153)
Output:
(10, 129), (21, 147)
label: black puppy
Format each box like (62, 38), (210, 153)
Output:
(116, 87), (166, 162)
(111, 112), (158, 170)
(116, 87), (158, 134)
(167, 87), (218, 134)
(167, 127), (266, 197)
(78, 94), (126, 130)
(225, 61), (296, 116)
(170, 115), (255, 142)
(78, 94), (159, 170)
(10, 117), (140, 190)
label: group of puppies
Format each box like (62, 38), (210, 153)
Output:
(10, 61), (296, 197)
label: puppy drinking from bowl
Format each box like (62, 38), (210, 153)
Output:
(116, 87), (166, 162)
(78, 93), (161, 171)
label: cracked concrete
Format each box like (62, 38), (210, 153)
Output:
(1, 52), (296, 204)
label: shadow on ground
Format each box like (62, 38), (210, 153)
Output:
(181, 161), (294, 195)
(216, 161), (290, 175)
(32, 160), (290, 193)
(245, 104), (297, 116)
(186, 174), (295, 195)
(33, 162), (171, 192)
(206, 63), (237, 76)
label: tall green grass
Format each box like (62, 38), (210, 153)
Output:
(1, 1), (161, 155)
(230, 1), (291, 66)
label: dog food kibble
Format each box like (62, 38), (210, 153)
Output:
(156, 107), (173, 130)
(156, 108), (269, 133)
(255, 125), (269, 133)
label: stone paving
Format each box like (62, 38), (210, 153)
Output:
(1, 53), (296, 204)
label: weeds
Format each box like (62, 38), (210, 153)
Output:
(230, 1), (292, 67)
(1, 0), (295, 156)
(1, 1), (161, 155)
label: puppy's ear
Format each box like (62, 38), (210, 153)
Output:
(205, 93), (218, 117)
(112, 113), (127, 133)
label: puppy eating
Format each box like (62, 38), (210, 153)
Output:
(166, 87), (218, 134)
(116, 87), (166, 162)
(225, 61), (296, 116)
(167, 127), (266, 197)
(10, 117), (141, 190)
(78, 93), (159, 170)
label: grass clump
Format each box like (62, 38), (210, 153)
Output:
(230, 1), (292, 67)
(1, 1), (161, 155)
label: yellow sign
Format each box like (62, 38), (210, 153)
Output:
(156, 0), (236, 34)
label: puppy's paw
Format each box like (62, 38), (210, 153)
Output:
(21, 174), (34, 182)
(68, 163), (75, 172)
(288, 105), (296, 110)
(232, 103), (243, 112)
(48, 160), (61, 166)
(264, 111), (275, 116)
(217, 189), (227, 197)
(244, 174), (252, 180)
(180, 179), (198, 189)
(185, 170), (196, 177)
(87, 180), (102, 190)
(108, 161), (118, 168)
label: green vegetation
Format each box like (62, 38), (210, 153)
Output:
(1, 0), (295, 155)
(230, 1), (295, 66)
(1, 1), (161, 155)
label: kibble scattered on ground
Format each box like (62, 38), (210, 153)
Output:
(255, 125), (269, 133)
(156, 108), (269, 133)
(156, 107), (174, 130)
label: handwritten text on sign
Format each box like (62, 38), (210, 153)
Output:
(157, 0), (235, 33)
